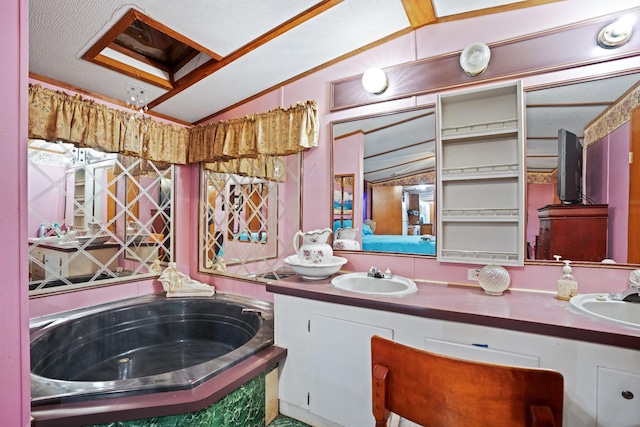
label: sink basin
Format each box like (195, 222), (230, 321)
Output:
(331, 272), (417, 296)
(569, 293), (640, 329)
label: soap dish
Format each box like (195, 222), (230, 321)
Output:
(478, 264), (510, 296)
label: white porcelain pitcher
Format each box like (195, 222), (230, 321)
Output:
(293, 228), (333, 265)
(334, 227), (360, 250)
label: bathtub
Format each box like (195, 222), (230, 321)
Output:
(30, 293), (274, 406)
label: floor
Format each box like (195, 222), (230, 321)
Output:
(268, 414), (312, 427)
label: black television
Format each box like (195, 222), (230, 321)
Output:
(557, 128), (583, 204)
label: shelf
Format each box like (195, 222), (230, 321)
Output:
(440, 208), (520, 221)
(439, 249), (520, 265)
(441, 118), (518, 141)
(436, 80), (524, 266)
(441, 163), (519, 180)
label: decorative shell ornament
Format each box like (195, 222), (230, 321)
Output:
(460, 42), (491, 76)
(478, 264), (510, 296)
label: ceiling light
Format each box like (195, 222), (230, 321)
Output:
(362, 67), (388, 94)
(597, 15), (634, 49)
(460, 42), (491, 76)
(126, 82), (149, 113)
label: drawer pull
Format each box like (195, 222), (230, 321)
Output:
(621, 390), (634, 400)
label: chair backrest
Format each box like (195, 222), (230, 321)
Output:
(371, 335), (563, 427)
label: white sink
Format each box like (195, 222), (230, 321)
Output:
(331, 272), (417, 296)
(569, 293), (640, 329)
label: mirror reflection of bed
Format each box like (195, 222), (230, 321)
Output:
(361, 218), (435, 255)
(332, 111), (436, 255)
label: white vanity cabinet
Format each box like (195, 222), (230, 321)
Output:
(30, 243), (118, 280)
(274, 294), (640, 427)
(436, 81), (525, 266)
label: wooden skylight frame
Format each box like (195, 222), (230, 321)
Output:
(82, 9), (222, 90)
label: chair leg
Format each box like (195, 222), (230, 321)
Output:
(372, 364), (390, 427)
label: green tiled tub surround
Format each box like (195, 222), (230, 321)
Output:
(89, 369), (270, 427)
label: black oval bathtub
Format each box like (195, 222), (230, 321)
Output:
(30, 293), (273, 406)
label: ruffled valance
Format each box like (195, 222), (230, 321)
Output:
(28, 84), (189, 164)
(189, 100), (319, 163)
(28, 84), (319, 178)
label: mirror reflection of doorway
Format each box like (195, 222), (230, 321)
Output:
(334, 174), (354, 230)
(629, 106), (640, 263)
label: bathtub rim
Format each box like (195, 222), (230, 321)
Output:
(30, 292), (274, 406)
(30, 345), (287, 427)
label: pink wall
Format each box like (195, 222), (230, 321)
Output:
(526, 182), (555, 257)
(333, 132), (364, 245)
(607, 124), (631, 263)
(28, 163), (67, 236)
(586, 123), (631, 263)
(4, 0), (30, 424)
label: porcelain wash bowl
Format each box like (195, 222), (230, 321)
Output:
(569, 293), (640, 329)
(331, 272), (417, 296)
(284, 255), (347, 280)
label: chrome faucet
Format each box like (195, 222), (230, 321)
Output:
(367, 266), (392, 279)
(609, 269), (640, 302)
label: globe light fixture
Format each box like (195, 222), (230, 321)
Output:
(597, 15), (634, 49)
(361, 67), (388, 94)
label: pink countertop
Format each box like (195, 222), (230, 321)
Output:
(266, 275), (640, 351)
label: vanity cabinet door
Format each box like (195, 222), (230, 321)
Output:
(597, 366), (640, 426)
(308, 314), (392, 427)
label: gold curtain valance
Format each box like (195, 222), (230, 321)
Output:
(189, 100), (319, 164)
(28, 84), (319, 177)
(28, 84), (189, 164)
(203, 154), (286, 182)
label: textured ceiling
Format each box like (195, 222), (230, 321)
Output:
(29, 0), (547, 124)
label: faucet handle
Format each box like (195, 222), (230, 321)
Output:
(629, 269), (640, 288)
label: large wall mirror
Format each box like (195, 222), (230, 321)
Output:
(331, 69), (640, 265)
(198, 154), (302, 279)
(28, 140), (174, 296)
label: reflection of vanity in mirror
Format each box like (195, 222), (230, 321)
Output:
(28, 141), (174, 294)
(332, 70), (640, 265)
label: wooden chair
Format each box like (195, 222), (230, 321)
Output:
(371, 335), (564, 427)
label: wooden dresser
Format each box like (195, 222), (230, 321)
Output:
(535, 204), (608, 262)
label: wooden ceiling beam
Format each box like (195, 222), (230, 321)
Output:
(400, 0), (437, 28)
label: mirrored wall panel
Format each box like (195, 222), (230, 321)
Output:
(199, 154), (302, 279)
(28, 140), (174, 295)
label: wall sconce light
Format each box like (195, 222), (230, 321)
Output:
(597, 15), (634, 49)
(460, 42), (491, 76)
(362, 67), (388, 94)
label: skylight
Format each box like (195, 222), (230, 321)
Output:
(82, 9), (221, 90)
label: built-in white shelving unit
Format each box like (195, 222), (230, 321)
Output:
(73, 169), (87, 230)
(436, 81), (525, 266)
